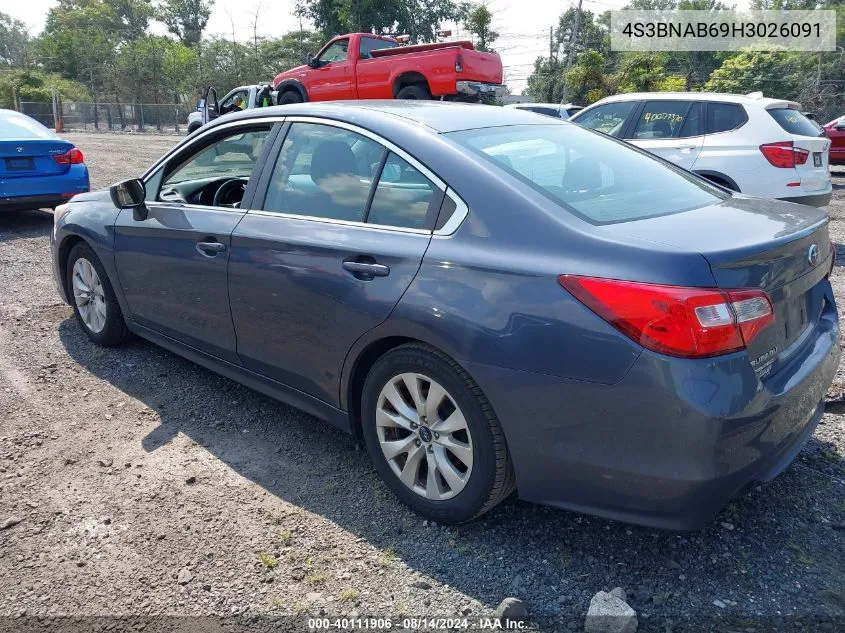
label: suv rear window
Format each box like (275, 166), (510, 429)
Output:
(447, 124), (725, 225)
(768, 108), (822, 137)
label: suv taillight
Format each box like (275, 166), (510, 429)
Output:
(53, 148), (84, 165)
(760, 141), (808, 168)
(559, 276), (774, 359)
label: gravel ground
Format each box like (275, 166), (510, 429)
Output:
(1, 132), (844, 632)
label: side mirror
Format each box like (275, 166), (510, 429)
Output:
(110, 178), (148, 221)
(306, 52), (320, 68)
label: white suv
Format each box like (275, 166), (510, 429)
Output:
(570, 92), (832, 207)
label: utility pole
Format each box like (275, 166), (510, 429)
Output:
(561, 0), (583, 105)
(547, 26), (555, 102)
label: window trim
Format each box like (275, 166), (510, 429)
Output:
(249, 116), (467, 235)
(703, 101), (748, 136)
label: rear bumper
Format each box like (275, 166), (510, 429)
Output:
(463, 282), (840, 530)
(455, 81), (506, 98)
(779, 190), (832, 208)
(0, 164), (89, 210)
(0, 193), (76, 211)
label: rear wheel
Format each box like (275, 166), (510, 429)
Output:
(66, 243), (128, 346)
(279, 90), (304, 105)
(361, 343), (515, 523)
(396, 84), (431, 100)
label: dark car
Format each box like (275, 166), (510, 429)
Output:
(52, 102), (839, 529)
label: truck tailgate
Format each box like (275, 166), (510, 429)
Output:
(460, 50), (503, 84)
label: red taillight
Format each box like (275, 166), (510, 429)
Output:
(53, 148), (84, 165)
(559, 276), (774, 359)
(759, 141), (808, 168)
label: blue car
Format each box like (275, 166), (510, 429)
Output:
(51, 102), (839, 529)
(0, 109), (89, 211)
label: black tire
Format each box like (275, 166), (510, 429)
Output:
(396, 84), (431, 100)
(66, 242), (128, 346)
(361, 343), (515, 523)
(279, 90), (304, 105)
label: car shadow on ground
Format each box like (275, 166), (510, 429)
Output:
(0, 208), (54, 243)
(56, 317), (845, 628)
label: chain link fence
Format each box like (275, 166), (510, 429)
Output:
(20, 101), (193, 134)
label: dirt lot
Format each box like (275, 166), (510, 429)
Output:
(1, 132), (844, 632)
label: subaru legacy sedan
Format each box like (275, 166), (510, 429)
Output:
(51, 102), (839, 529)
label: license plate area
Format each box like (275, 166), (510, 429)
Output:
(5, 157), (34, 171)
(813, 152), (823, 167)
(783, 292), (810, 342)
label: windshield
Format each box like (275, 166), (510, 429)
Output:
(0, 113), (56, 139)
(447, 124), (726, 225)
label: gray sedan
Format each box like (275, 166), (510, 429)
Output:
(51, 102), (839, 529)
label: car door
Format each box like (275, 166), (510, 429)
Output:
(113, 122), (277, 363)
(306, 38), (355, 101)
(626, 100), (703, 170)
(228, 119), (444, 405)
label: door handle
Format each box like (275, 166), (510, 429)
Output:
(196, 241), (226, 256)
(675, 143), (696, 150)
(343, 260), (390, 279)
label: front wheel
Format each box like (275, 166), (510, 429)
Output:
(66, 242), (128, 346)
(361, 343), (515, 523)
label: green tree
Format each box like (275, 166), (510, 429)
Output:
(0, 12), (33, 68)
(0, 69), (89, 108)
(704, 51), (806, 100)
(159, 0), (213, 47)
(564, 50), (609, 104)
(462, 3), (497, 52)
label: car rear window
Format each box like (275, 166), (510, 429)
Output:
(768, 108), (823, 137)
(447, 124), (725, 225)
(0, 113), (55, 139)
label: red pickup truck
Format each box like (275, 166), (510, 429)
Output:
(272, 33), (504, 103)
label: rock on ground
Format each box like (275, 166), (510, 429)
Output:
(584, 589), (637, 633)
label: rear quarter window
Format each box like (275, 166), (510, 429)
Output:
(705, 103), (747, 134)
(768, 108), (823, 137)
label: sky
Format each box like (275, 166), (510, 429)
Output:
(5, 0), (639, 94)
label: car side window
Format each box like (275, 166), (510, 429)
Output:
(220, 90), (248, 113)
(157, 127), (271, 205)
(632, 101), (691, 139)
(574, 102), (635, 137)
(359, 36), (397, 59)
(678, 102), (702, 138)
(706, 103), (747, 134)
(368, 153), (437, 229)
(318, 39), (349, 64)
(262, 123), (384, 222)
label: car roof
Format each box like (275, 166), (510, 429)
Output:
(506, 103), (562, 109)
(591, 92), (800, 109)
(218, 100), (556, 133)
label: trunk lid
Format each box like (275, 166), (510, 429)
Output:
(0, 139), (75, 177)
(605, 196), (832, 376)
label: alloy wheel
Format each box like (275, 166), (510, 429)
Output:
(376, 373), (473, 500)
(72, 257), (107, 333)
